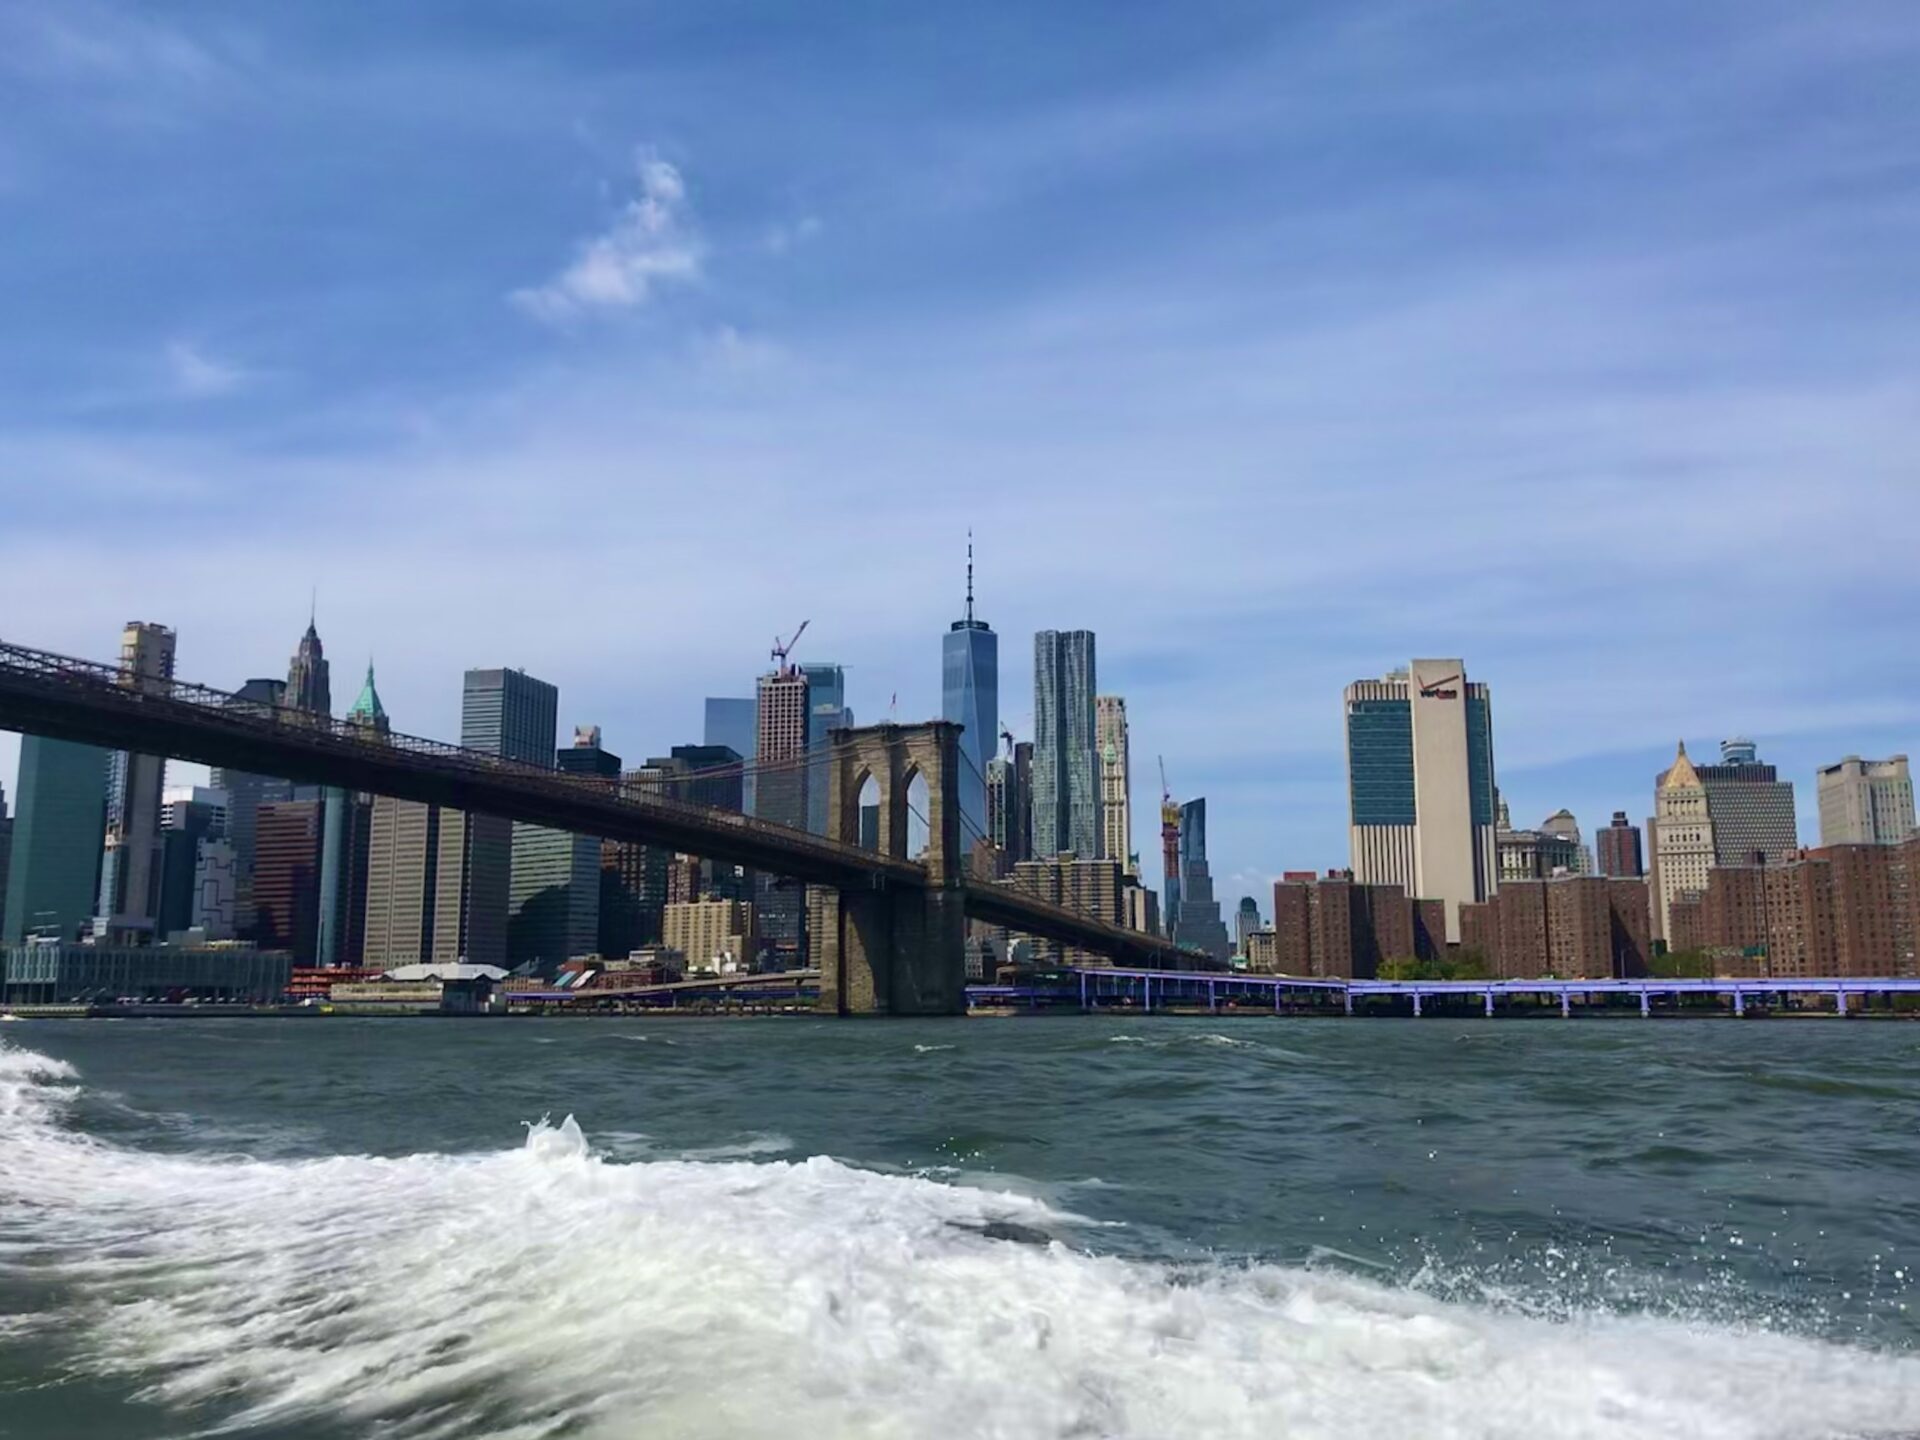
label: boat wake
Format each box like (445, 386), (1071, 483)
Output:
(3, 1037), (1918, 1439)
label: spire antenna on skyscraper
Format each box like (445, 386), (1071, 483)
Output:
(943, 541), (999, 845)
(965, 530), (974, 625)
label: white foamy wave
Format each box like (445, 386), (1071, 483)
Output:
(591, 1130), (795, 1163)
(1108, 1031), (1314, 1059)
(5, 1038), (1920, 1439)
(1189, 1031), (1252, 1048)
(521, 1112), (590, 1161)
(0, 1041), (78, 1125)
(678, 1132), (795, 1161)
(913, 1042), (955, 1053)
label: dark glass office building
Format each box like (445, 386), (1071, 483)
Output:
(1032, 630), (1098, 859)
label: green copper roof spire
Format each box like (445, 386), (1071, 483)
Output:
(349, 658), (387, 724)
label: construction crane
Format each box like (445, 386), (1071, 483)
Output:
(1159, 756), (1182, 926)
(1000, 725), (1016, 761)
(771, 619), (810, 675)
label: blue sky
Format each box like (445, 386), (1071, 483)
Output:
(3, 0), (1918, 907)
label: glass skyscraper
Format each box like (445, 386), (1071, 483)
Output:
(211, 676), (292, 942)
(942, 553), (997, 850)
(442, 667), (558, 967)
(703, 697), (756, 816)
(5, 734), (109, 943)
(1171, 797), (1231, 961)
(987, 741), (1033, 863)
(511, 727), (618, 971)
(1031, 630), (1098, 859)
(0, 782), (10, 942)
(802, 663), (853, 836)
(462, 669), (559, 764)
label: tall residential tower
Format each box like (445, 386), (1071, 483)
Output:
(755, 663), (811, 963)
(1596, 812), (1645, 878)
(1096, 695), (1132, 868)
(1032, 630), (1098, 859)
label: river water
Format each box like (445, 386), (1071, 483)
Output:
(2, 1015), (1919, 1438)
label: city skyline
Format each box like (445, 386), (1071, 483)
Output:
(3, 605), (1916, 911)
(4, 3), (1919, 903)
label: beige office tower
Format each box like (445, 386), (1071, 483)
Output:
(362, 796), (440, 965)
(96, 621), (177, 943)
(663, 898), (757, 971)
(1818, 756), (1915, 846)
(1095, 695), (1132, 869)
(1652, 741), (1715, 944)
(1344, 659), (1497, 943)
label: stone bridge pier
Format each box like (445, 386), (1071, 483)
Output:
(813, 722), (968, 1016)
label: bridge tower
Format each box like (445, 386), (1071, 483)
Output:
(815, 721), (968, 1015)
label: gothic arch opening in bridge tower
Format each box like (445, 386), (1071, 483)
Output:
(903, 767), (930, 861)
(855, 772), (881, 850)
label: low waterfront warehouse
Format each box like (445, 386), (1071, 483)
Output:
(1, 940), (291, 1005)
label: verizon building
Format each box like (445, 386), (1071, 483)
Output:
(1344, 659), (1498, 942)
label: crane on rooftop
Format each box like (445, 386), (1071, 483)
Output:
(771, 620), (810, 677)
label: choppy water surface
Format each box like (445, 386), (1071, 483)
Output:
(3, 1016), (1919, 1438)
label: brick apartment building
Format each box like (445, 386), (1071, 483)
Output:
(1458, 875), (1651, 980)
(1667, 839), (1920, 978)
(1267, 870), (1443, 978)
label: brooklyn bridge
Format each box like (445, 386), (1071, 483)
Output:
(0, 637), (1198, 1014)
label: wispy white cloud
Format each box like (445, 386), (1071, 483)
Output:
(164, 340), (248, 398)
(511, 152), (702, 323)
(693, 325), (788, 376)
(764, 215), (823, 255)
(0, 1), (219, 85)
